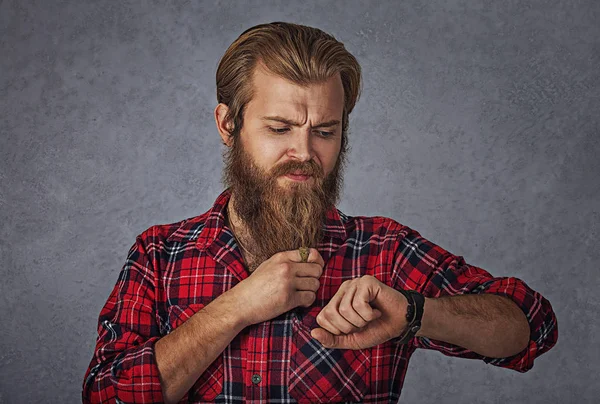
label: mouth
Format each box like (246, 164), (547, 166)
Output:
(284, 171), (312, 181)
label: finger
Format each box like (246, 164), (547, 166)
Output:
(307, 248), (325, 267)
(294, 277), (320, 292)
(311, 327), (336, 346)
(319, 292), (359, 334)
(320, 281), (346, 311)
(315, 310), (343, 335)
(295, 290), (316, 308)
(295, 263), (323, 278)
(353, 284), (382, 322)
(314, 279), (348, 330)
(338, 284), (368, 328)
(315, 286), (346, 335)
(320, 281), (360, 334)
(326, 308), (361, 335)
(311, 328), (357, 350)
(286, 248), (325, 268)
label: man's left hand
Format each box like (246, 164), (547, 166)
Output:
(311, 275), (409, 349)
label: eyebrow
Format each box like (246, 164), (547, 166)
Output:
(261, 115), (340, 129)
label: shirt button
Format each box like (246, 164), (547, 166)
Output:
(251, 374), (262, 385)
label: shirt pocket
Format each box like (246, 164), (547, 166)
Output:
(288, 307), (371, 403)
(166, 304), (224, 402)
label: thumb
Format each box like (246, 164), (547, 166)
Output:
(311, 327), (350, 349)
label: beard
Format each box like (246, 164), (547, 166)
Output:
(222, 136), (345, 269)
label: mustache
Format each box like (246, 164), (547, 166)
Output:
(269, 159), (324, 178)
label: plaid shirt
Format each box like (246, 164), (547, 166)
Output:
(83, 189), (558, 403)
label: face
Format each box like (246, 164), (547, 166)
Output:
(218, 65), (347, 268)
(240, 64), (345, 188)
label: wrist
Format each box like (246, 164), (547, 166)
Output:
(393, 290), (410, 338)
(210, 289), (251, 331)
(415, 297), (436, 337)
(394, 288), (425, 343)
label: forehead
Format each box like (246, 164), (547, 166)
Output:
(247, 64), (344, 120)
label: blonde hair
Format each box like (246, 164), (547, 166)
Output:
(216, 21), (362, 152)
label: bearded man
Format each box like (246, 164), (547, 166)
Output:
(83, 22), (558, 404)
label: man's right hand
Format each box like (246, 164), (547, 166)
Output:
(228, 248), (324, 327)
(152, 248), (323, 404)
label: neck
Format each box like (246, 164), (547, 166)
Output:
(227, 194), (257, 265)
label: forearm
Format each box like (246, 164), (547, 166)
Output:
(155, 290), (246, 404)
(416, 294), (530, 358)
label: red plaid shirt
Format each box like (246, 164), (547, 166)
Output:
(83, 189), (558, 403)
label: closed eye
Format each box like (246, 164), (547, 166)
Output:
(268, 127), (336, 137)
(269, 127), (290, 134)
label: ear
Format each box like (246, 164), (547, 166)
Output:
(214, 103), (235, 147)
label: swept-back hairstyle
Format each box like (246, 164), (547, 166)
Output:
(216, 21), (362, 153)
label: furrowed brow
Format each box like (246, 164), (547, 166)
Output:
(312, 120), (340, 129)
(261, 116), (299, 126)
(261, 116), (340, 128)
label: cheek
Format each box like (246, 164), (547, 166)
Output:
(251, 139), (288, 170)
(316, 143), (341, 174)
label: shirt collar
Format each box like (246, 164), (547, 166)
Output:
(193, 188), (348, 251)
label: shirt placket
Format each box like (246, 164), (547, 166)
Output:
(245, 321), (270, 403)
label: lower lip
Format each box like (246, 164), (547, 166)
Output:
(285, 174), (311, 181)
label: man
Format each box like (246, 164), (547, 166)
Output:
(83, 22), (558, 403)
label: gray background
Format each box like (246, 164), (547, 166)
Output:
(1, 0), (598, 403)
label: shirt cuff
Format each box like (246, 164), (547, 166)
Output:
(110, 336), (166, 403)
(468, 276), (558, 372)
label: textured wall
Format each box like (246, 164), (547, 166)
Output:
(1, 0), (598, 402)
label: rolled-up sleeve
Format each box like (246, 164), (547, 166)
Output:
(82, 234), (165, 403)
(391, 229), (558, 373)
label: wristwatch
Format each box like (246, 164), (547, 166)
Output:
(396, 288), (425, 344)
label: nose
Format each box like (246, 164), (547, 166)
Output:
(287, 129), (314, 162)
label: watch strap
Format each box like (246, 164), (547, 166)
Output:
(396, 288), (425, 344)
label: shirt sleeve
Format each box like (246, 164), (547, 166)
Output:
(391, 228), (558, 373)
(82, 234), (165, 403)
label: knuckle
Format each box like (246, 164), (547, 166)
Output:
(338, 305), (351, 317)
(305, 291), (316, 307)
(350, 297), (364, 309)
(317, 267), (324, 278)
(278, 262), (291, 274)
(362, 274), (376, 283)
(316, 312), (323, 324)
